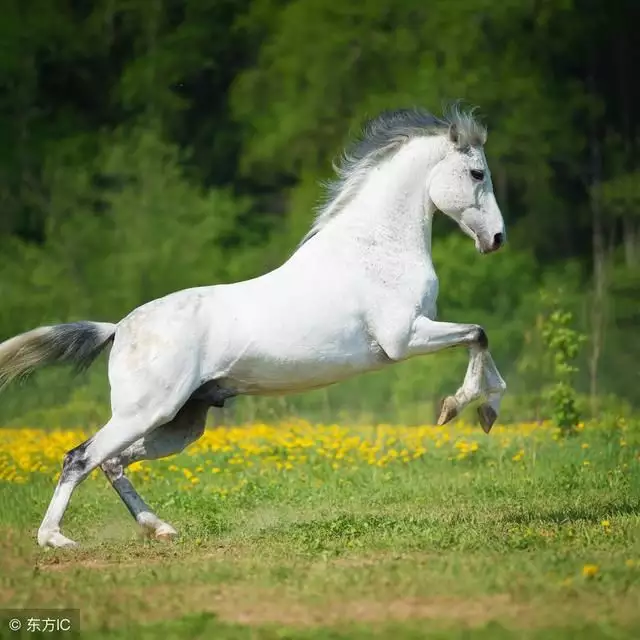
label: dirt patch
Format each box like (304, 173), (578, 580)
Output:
(40, 557), (148, 572)
(37, 548), (432, 574)
(105, 582), (640, 630)
(36, 546), (234, 572)
(328, 551), (433, 569)
(113, 583), (526, 629)
(219, 591), (522, 627)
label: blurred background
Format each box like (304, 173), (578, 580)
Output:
(0, 0), (638, 426)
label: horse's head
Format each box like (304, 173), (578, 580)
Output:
(428, 122), (505, 254)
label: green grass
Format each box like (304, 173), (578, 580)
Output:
(0, 420), (639, 639)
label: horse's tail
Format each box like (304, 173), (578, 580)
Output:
(0, 321), (117, 390)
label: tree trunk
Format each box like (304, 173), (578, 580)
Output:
(617, 25), (637, 269)
(588, 72), (605, 418)
(622, 217), (637, 267)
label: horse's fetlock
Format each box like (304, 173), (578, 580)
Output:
(475, 326), (489, 349)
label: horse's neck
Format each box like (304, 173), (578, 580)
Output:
(322, 136), (444, 262)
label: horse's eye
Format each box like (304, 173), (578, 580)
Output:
(470, 169), (485, 181)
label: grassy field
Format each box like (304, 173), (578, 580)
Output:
(0, 418), (639, 639)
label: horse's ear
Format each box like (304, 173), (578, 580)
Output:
(448, 123), (459, 144)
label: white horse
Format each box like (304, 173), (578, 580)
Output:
(0, 107), (506, 548)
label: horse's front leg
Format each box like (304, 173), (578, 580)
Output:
(400, 317), (503, 430)
(477, 350), (507, 431)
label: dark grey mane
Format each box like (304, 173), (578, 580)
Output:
(300, 105), (487, 245)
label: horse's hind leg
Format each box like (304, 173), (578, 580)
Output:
(37, 418), (148, 548)
(101, 400), (208, 540)
(37, 400), (193, 548)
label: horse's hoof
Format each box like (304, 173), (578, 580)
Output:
(155, 531), (178, 542)
(477, 403), (497, 433)
(437, 396), (458, 426)
(154, 523), (178, 541)
(37, 530), (79, 549)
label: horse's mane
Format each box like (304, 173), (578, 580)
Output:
(300, 104), (487, 246)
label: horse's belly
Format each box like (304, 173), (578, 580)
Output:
(222, 337), (385, 395)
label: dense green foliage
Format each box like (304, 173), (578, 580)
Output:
(0, 0), (638, 423)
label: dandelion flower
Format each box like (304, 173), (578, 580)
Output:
(582, 564), (599, 578)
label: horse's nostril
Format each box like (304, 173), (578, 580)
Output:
(493, 232), (504, 248)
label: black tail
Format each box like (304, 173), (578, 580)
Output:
(0, 321), (117, 389)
